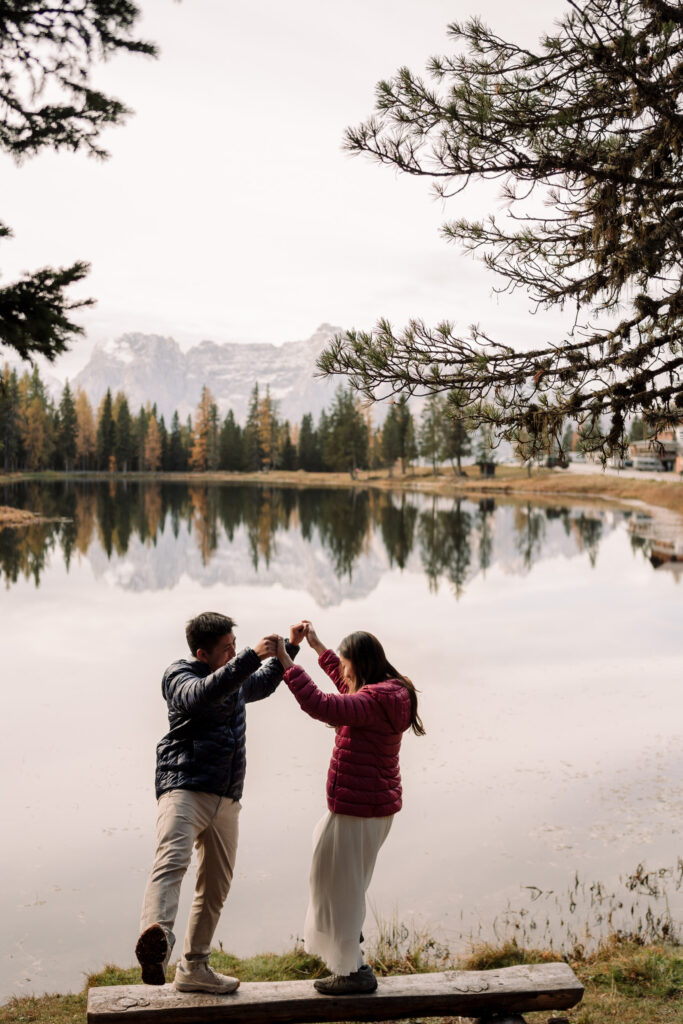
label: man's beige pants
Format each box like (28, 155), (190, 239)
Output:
(139, 789), (240, 962)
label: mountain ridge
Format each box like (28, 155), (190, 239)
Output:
(72, 323), (345, 423)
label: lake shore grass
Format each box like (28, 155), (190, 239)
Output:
(1, 464), (683, 521)
(2, 936), (681, 1024)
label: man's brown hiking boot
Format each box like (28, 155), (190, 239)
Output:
(135, 923), (170, 985)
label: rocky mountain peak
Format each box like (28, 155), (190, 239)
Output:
(73, 325), (344, 423)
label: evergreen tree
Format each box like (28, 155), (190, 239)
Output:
(168, 411), (186, 470)
(27, 364), (48, 405)
(382, 396), (416, 475)
(418, 393), (445, 472)
(298, 413), (321, 471)
(207, 401), (219, 472)
(57, 380), (78, 470)
(380, 404), (400, 475)
(0, 365), (21, 470)
(135, 406), (150, 471)
(278, 421), (298, 470)
(324, 386), (369, 474)
(317, 409), (331, 471)
(442, 390), (472, 475)
(114, 394), (135, 472)
(320, 0), (683, 460)
(96, 388), (116, 469)
(0, 2), (156, 362)
(243, 383), (263, 471)
(218, 409), (243, 471)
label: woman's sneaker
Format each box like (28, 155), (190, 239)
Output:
(135, 923), (170, 986)
(314, 964), (377, 995)
(174, 960), (240, 994)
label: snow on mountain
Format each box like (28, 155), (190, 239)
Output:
(73, 324), (345, 423)
(82, 490), (623, 603)
(86, 515), (388, 608)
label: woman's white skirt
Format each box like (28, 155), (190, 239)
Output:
(303, 810), (394, 976)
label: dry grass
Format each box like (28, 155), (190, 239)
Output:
(0, 505), (47, 529)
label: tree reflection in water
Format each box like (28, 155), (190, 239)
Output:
(0, 480), (662, 591)
(418, 497), (472, 598)
(379, 492), (417, 570)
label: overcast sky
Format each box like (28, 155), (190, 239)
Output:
(2, 0), (570, 379)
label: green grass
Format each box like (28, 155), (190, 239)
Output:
(2, 938), (682, 1024)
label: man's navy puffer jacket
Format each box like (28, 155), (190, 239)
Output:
(155, 644), (297, 800)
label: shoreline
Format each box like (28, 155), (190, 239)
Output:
(1, 466), (683, 523)
(2, 937), (681, 1023)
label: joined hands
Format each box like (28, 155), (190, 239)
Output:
(254, 620), (327, 668)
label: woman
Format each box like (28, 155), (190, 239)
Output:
(276, 621), (425, 994)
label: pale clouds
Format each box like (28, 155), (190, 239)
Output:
(1, 0), (569, 375)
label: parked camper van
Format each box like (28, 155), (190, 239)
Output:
(632, 456), (664, 472)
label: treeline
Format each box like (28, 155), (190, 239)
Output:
(0, 364), (478, 474)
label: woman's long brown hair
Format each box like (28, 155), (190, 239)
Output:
(338, 631), (425, 736)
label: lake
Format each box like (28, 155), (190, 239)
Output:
(1, 479), (682, 1001)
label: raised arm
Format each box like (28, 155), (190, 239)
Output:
(282, 663), (391, 729)
(164, 647), (263, 713)
(317, 649), (347, 694)
(241, 641), (299, 703)
(298, 619), (347, 693)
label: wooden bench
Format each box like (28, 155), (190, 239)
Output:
(87, 962), (583, 1024)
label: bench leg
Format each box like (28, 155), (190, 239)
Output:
(462, 1016), (528, 1024)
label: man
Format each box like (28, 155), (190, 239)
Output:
(135, 611), (304, 993)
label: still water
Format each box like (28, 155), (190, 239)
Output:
(1, 480), (682, 1001)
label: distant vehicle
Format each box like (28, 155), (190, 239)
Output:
(544, 454), (569, 468)
(632, 456), (664, 471)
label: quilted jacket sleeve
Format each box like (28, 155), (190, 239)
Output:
(242, 642), (300, 703)
(319, 649), (348, 693)
(284, 664), (393, 729)
(163, 648), (261, 713)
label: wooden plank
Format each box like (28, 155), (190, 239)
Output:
(87, 962), (583, 1024)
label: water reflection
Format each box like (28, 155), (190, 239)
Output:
(0, 480), (678, 595)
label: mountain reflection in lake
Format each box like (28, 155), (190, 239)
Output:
(1, 481), (682, 1002)
(2, 479), (678, 596)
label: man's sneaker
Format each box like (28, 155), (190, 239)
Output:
(314, 964), (377, 995)
(135, 923), (170, 986)
(174, 960), (240, 994)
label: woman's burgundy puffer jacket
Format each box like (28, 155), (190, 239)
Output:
(284, 649), (412, 817)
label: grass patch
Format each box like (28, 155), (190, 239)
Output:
(367, 918), (454, 975)
(460, 937), (558, 971)
(0, 991), (87, 1024)
(204, 947), (326, 983)
(579, 937), (683, 999)
(2, 937), (681, 1024)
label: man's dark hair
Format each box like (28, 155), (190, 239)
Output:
(186, 612), (236, 656)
